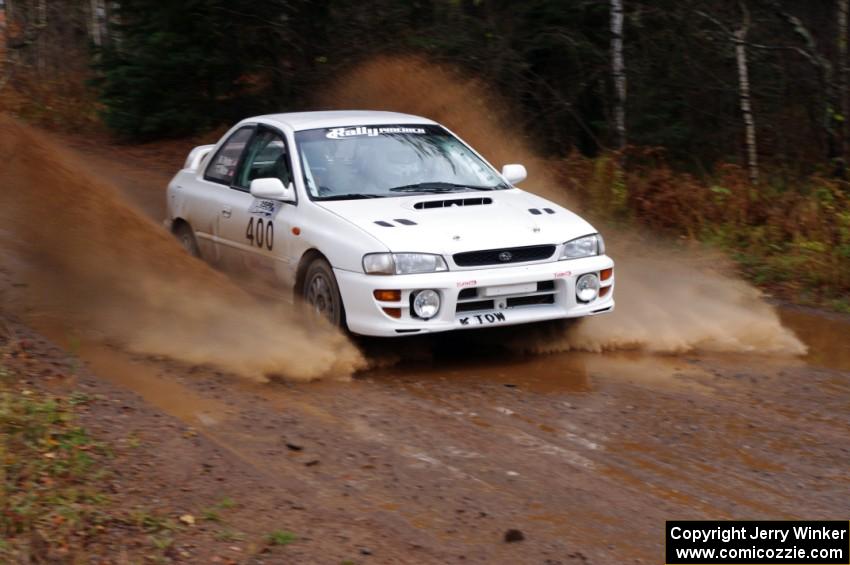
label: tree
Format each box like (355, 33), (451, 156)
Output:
(610, 0), (627, 151)
(734, 2), (758, 183)
(698, 2), (759, 183)
(837, 0), (848, 176)
(95, 0), (296, 140)
(772, 2), (844, 175)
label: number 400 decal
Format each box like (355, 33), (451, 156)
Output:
(245, 217), (273, 250)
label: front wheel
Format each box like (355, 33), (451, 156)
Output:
(302, 258), (345, 328)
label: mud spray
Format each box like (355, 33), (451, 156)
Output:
(0, 115), (364, 380)
(321, 55), (805, 356)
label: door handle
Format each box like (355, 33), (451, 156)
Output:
(221, 207), (232, 219)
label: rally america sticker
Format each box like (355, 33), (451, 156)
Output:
(326, 126), (427, 139)
(248, 199), (282, 217)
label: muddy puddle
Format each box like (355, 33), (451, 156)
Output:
(25, 303), (849, 415)
(17, 293), (847, 422)
(360, 348), (714, 394)
(22, 313), (233, 428)
(356, 305), (848, 394)
(778, 308), (850, 372)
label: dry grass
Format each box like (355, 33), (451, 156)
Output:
(0, 343), (108, 561)
(556, 148), (850, 311)
(0, 65), (101, 133)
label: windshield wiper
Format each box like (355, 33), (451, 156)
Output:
(389, 182), (495, 193)
(316, 193), (386, 201)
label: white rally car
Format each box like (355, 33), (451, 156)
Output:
(165, 111), (614, 337)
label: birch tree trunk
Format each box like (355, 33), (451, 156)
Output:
(837, 0), (848, 175)
(89, 0), (102, 46)
(36, 0), (46, 74)
(610, 0), (627, 151)
(103, 0), (113, 47)
(734, 4), (758, 184)
(0, 2), (7, 73)
(774, 5), (841, 174)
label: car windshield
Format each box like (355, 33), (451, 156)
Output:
(295, 124), (509, 200)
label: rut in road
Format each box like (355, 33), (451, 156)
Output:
(322, 55), (806, 356)
(0, 115), (364, 380)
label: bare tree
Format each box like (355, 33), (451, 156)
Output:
(772, 3), (846, 175)
(698, 3), (759, 183)
(838, 0), (848, 175)
(0, 1), (8, 87)
(89, 0), (102, 46)
(610, 0), (626, 151)
(734, 2), (758, 184)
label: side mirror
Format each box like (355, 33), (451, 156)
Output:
(250, 178), (295, 202)
(501, 164), (527, 185)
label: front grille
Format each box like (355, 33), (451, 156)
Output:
(453, 244), (556, 267)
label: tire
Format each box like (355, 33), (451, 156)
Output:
(174, 222), (200, 258)
(302, 258), (345, 328)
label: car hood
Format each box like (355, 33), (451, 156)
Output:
(315, 188), (597, 256)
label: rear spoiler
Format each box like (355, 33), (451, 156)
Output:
(183, 144), (215, 172)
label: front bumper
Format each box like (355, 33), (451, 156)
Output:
(335, 255), (615, 337)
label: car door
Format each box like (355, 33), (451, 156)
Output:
(220, 125), (299, 292)
(194, 125), (256, 265)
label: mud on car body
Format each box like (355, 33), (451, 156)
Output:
(165, 110), (614, 337)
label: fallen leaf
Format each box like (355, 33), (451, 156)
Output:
(179, 514), (195, 526)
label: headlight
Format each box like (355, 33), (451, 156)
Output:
(560, 234), (604, 260)
(363, 253), (449, 275)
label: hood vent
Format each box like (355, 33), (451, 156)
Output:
(374, 218), (418, 227)
(529, 207), (556, 215)
(414, 197), (493, 210)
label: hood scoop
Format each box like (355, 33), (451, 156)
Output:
(414, 197), (493, 210)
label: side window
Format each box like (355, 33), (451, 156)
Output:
(204, 127), (255, 185)
(235, 129), (294, 190)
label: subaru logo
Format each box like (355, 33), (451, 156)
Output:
(498, 251), (513, 262)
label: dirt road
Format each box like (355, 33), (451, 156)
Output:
(3, 138), (850, 564)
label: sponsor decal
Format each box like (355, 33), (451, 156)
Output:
(326, 126), (427, 139)
(249, 199), (281, 217)
(554, 271), (572, 278)
(456, 280), (478, 288)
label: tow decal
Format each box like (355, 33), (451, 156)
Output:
(459, 312), (507, 326)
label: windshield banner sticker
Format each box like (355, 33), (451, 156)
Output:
(326, 126), (427, 139)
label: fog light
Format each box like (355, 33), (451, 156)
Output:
(412, 289), (440, 319)
(576, 274), (600, 302)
